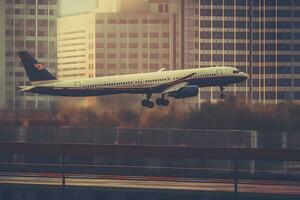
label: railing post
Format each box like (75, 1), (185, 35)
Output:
(116, 127), (119, 144)
(62, 154), (66, 200)
(234, 160), (238, 199)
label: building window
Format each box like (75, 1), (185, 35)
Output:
(294, 79), (300, 86)
(107, 63), (116, 68)
(120, 33), (127, 38)
(129, 63), (138, 68)
(107, 43), (116, 48)
(129, 43), (138, 48)
(150, 32), (159, 38)
(26, 19), (35, 27)
(108, 19), (116, 24)
(120, 43), (127, 48)
(294, 92), (300, 99)
(38, 0), (48, 4)
(15, 9), (24, 15)
(107, 54), (116, 59)
(163, 54), (169, 59)
(129, 19), (138, 24)
(96, 53), (104, 58)
(278, 79), (292, 87)
(278, 66), (291, 74)
(120, 53), (127, 59)
(129, 32), (138, 38)
(38, 19), (48, 27)
(96, 33), (104, 37)
(38, 9), (46, 15)
(129, 53), (138, 59)
(26, 41), (35, 48)
(119, 19), (127, 24)
(159, 4), (164, 12)
(150, 43), (159, 48)
(96, 43), (104, 48)
(265, 79), (276, 87)
(162, 32), (169, 38)
(107, 33), (116, 38)
(96, 20), (104, 24)
(150, 54), (159, 59)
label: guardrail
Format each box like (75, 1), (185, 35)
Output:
(0, 142), (300, 198)
(0, 127), (259, 147)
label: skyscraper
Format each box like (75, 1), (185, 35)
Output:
(57, 0), (182, 79)
(183, 0), (300, 103)
(0, 0), (57, 109)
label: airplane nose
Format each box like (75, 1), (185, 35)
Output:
(241, 72), (248, 80)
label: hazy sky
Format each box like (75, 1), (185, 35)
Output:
(59, 0), (97, 16)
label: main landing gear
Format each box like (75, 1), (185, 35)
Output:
(141, 93), (154, 108)
(219, 86), (226, 99)
(156, 96), (169, 106)
(141, 94), (170, 108)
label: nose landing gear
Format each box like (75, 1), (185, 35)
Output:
(219, 86), (226, 99)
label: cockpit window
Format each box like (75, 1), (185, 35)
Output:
(233, 70), (240, 74)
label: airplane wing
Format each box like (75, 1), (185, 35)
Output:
(160, 82), (189, 95)
(147, 72), (196, 93)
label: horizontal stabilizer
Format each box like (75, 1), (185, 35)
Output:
(18, 86), (35, 92)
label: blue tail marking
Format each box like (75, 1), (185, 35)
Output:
(18, 51), (56, 82)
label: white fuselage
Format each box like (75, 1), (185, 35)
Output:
(23, 66), (247, 97)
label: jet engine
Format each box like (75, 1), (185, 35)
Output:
(168, 85), (199, 99)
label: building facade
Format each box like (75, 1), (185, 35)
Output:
(57, 0), (182, 79)
(57, 0), (300, 104)
(183, 0), (300, 103)
(0, 0), (57, 109)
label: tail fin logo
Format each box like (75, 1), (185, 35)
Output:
(33, 63), (45, 70)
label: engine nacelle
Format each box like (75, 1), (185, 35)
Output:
(168, 85), (199, 99)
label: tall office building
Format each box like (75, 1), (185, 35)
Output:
(57, 0), (181, 79)
(183, 0), (300, 103)
(0, 0), (57, 109)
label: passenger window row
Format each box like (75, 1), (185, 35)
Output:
(82, 78), (168, 88)
(194, 73), (217, 78)
(81, 73), (219, 88)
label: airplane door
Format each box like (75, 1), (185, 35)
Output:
(74, 81), (81, 88)
(216, 69), (222, 76)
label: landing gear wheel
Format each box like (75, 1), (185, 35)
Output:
(219, 86), (226, 99)
(156, 98), (163, 105)
(162, 99), (169, 106)
(156, 98), (169, 106)
(220, 93), (226, 99)
(147, 101), (154, 108)
(142, 93), (154, 108)
(142, 99), (148, 107)
(141, 100), (154, 108)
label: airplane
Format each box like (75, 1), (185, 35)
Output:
(18, 51), (248, 108)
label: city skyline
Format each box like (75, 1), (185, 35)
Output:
(58, 0), (300, 104)
(1, 0), (300, 110)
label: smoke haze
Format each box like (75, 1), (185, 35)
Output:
(1, 95), (300, 132)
